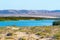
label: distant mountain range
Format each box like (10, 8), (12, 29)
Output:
(0, 10), (60, 18)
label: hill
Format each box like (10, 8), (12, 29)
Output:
(0, 10), (60, 18)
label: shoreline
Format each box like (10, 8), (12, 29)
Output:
(0, 17), (59, 21)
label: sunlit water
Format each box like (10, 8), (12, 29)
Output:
(0, 20), (55, 26)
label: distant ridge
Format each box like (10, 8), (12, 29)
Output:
(0, 10), (60, 18)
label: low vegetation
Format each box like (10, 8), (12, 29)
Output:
(53, 20), (60, 25)
(0, 17), (59, 21)
(0, 26), (60, 40)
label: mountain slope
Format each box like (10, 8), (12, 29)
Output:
(0, 10), (60, 18)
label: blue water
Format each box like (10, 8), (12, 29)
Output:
(0, 20), (55, 26)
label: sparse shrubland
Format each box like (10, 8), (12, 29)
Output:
(0, 26), (59, 40)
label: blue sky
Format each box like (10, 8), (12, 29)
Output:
(0, 0), (60, 10)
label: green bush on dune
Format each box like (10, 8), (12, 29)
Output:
(54, 32), (60, 40)
(53, 20), (60, 25)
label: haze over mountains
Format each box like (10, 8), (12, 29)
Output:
(0, 10), (60, 18)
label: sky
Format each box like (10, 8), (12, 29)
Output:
(0, 0), (60, 10)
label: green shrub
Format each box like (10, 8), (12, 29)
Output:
(53, 20), (60, 25)
(54, 32), (60, 40)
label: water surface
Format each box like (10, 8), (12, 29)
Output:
(0, 20), (55, 26)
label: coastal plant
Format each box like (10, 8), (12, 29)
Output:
(54, 32), (60, 40)
(53, 20), (60, 26)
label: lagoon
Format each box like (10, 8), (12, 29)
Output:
(0, 20), (55, 26)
